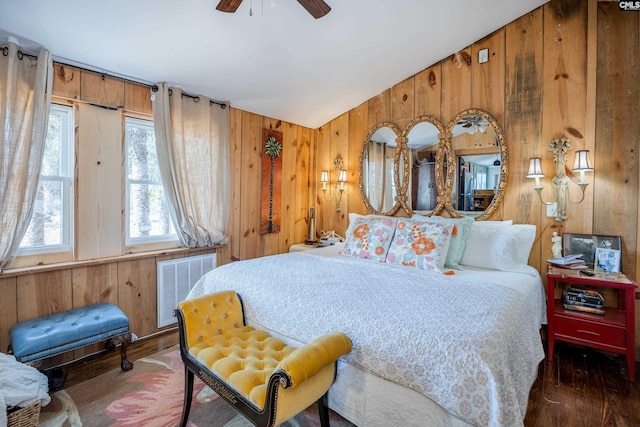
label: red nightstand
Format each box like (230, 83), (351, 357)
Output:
(546, 267), (637, 382)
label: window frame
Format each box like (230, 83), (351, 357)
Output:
(18, 103), (74, 256)
(124, 115), (177, 246)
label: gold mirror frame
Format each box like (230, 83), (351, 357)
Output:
(444, 108), (508, 221)
(359, 122), (403, 216)
(399, 115), (449, 217)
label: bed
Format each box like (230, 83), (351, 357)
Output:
(187, 215), (546, 427)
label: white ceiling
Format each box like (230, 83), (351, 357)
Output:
(0, 0), (547, 129)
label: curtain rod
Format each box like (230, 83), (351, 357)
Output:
(1, 46), (38, 60)
(57, 61), (226, 109)
(1, 47), (227, 110)
(153, 86), (227, 109)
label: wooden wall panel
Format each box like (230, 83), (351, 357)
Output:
(294, 126), (312, 244)
(72, 264), (118, 307)
(124, 82), (152, 114)
(52, 64), (80, 99)
(17, 271), (73, 320)
(239, 111), (263, 260)
(368, 89), (391, 128)
(471, 29), (506, 123)
(0, 277), (17, 353)
(391, 76), (415, 130)
(76, 104), (123, 260)
(347, 102), (368, 218)
(315, 124), (331, 236)
(330, 113), (350, 233)
(414, 64), (442, 118)
(503, 9), (545, 271)
(80, 70), (125, 108)
(117, 258), (156, 338)
(441, 48), (472, 121)
(595, 1), (640, 278)
(540, 0), (591, 264)
(279, 121), (296, 253)
(219, 107), (243, 265)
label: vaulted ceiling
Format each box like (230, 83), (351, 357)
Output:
(0, 0), (548, 128)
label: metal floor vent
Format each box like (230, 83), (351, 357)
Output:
(157, 253), (216, 328)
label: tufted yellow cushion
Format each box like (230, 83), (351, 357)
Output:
(178, 291), (245, 349)
(189, 326), (295, 408)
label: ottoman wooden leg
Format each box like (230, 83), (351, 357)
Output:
(318, 393), (330, 427)
(106, 333), (133, 371)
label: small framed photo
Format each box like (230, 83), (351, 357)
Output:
(562, 233), (622, 269)
(594, 248), (621, 273)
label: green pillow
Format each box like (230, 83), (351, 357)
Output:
(411, 215), (474, 270)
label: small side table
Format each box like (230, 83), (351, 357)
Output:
(546, 267), (637, 382)
(289, 243), (320, 253)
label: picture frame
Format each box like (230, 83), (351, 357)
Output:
(562, 233), (622, 269)
(594, 248), (621, 273)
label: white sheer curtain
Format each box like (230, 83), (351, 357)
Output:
(367, 141), (395, 212)
(0, 43), (53, 271)
(152, 83), (230, 247)
(367, 141), (385, 211)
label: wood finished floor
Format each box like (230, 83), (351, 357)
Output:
(59, 330), (640, 426)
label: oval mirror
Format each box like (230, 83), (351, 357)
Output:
(399, 115), (447, 216)
(445, 108), (508, 220)
(359, 122), (402, 216)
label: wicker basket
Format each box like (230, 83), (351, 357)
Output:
(7, 401), (41, 427)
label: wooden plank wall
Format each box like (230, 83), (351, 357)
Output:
(313, 0), (640, 355)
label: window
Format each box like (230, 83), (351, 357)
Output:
(125, 117), (175, 244)
(19, 104), (74, 254)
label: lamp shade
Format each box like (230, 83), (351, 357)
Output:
(572, 150), (593, 171)
(320, 170), (329, 184)
(526, 157), (544, 178)
(338, 169), (348, 183)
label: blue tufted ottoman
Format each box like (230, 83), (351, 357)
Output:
(9, 303), (133, 372)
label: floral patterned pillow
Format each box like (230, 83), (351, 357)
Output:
(341, 216), (397, 262)
(386, 219), (454, 271)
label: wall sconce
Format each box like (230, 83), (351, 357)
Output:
(527, 137), (593, 221)
(321, 155), (348, 212)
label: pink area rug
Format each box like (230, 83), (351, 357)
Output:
(39, 347), (353, 427)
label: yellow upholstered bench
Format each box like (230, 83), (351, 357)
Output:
(175, 290), (352, 427)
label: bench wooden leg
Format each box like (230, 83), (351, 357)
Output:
(180, 366), (195, 427)
(106, 333), (133, 371)
(318, 392), (330, 427)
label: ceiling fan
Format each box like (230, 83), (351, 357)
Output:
(216, 0), (331, 19)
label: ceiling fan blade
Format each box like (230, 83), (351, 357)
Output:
(216, 0), (243, 13)
(297, 0), (331, 19)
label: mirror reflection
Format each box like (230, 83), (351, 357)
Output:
(447, 110), (507, 219)
(406, 120), (441, 213)
(360, 123), (401, 215)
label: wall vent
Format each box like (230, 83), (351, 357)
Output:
(157, 253), (216, 328)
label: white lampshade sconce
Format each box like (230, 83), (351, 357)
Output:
(527, 138), (593, 221)
(321, 155), (348, 212)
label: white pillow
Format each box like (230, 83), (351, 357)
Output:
(460, 223), (536, 270)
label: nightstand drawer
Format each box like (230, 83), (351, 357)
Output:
(555, 316), (625, 347)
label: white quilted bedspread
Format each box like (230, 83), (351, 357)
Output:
(188, 252), (545, 427)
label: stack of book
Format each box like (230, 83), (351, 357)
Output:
(563, 287), (605, 315)
(547, 254), (587, 269)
